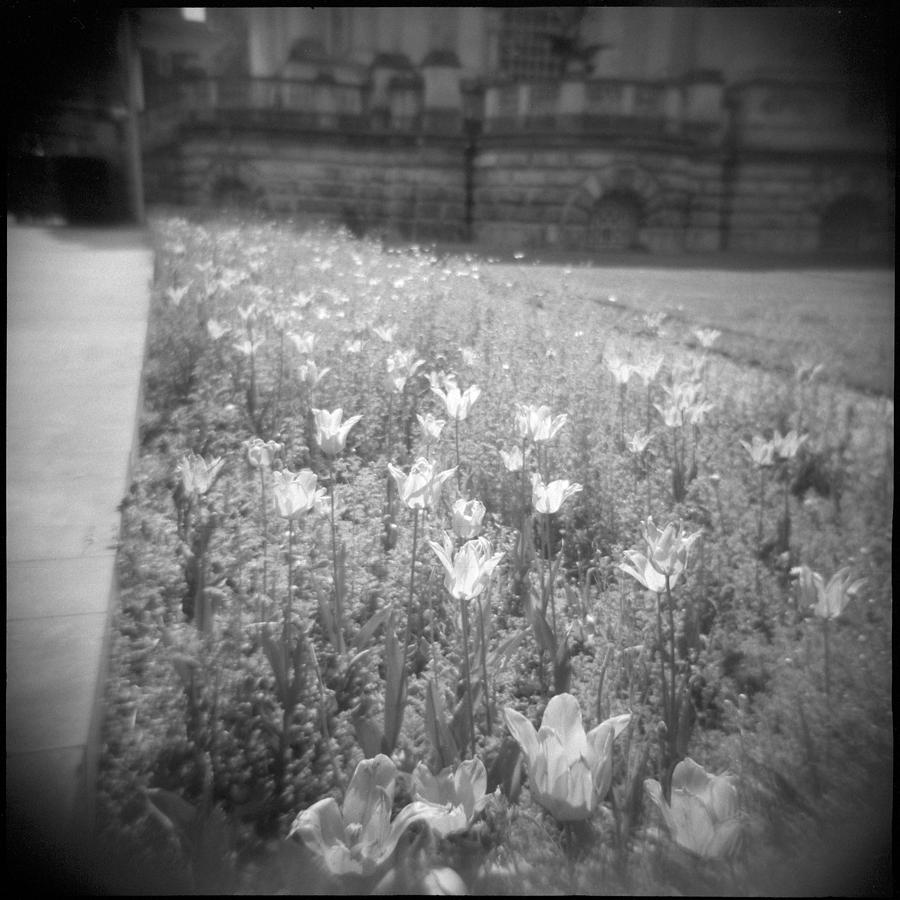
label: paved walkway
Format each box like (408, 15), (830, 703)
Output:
(6, 223), (153, 887)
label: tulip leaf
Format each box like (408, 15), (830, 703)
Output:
(526, 590), (557, 657)
(309, 574), (340, 652)
(354, 716), (385, 759)
(487, 737), (523, 803)
(353, 606), (390, 650)
(487, 628), (528, 676)
(425, 677), (459, 770)
(286, 636), (306, 712)
(553, 636), (572, 694)
(261, 633), (289, 708)
(145, 787), (198, 835)
(382, 608), (406, 753)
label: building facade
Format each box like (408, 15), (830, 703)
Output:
(139, 7), (893, 255)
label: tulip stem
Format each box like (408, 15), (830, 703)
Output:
(755, 467), (765, 594)
(542, 513), (557, 638)
(655, 589), (669, 732)
(308, 637), (345, 795)
(284, 519), (294, 646)
(454, 417), (461, 490)
(822, 617), (831, 710)
(402, 508), (419, 664)
(328, 461), (345, 655)
(665, 576), (678, 755)
(259, 468), (268, 626)
(477, 593), (492, 735)
(459, 595), (476, 758)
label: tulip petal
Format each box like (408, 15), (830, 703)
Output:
(705, 817), (742, 858)
(289, 796), (346, 856)
(412, 762), (446, 805)
(382, 799), (450, 862)
(454, 758), (487, 819)
(669, 790), (717, 857)
(504, 707), (540, 772)
(540, 694), (589, 766)
(342, 754), (396, 828)
(707, 773), (740, 821)
(644, 778), (678, 838)
(671, 757), (713, 797)
(357, 785), (393, 860)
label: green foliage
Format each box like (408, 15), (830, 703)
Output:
(95, 212), (893, 894)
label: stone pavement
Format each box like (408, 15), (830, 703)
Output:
(6, 223), (153, 887)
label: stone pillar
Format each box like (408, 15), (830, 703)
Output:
(662, 83), (684, 135)
(369, 53), (415, 129)
(683, 71), (724, 138)
(421, 50), (462, 134)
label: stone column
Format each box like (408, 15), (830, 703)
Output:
(421, 50), (462, 134)
(369, 53), (415, 129)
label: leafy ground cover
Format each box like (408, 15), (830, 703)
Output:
(95, 212), (893, 894)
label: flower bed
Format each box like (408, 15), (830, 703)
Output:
(95, 213), (893, 894)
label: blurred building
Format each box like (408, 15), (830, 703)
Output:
(7, 5), (145, 224)
(137, 6), (893, 255)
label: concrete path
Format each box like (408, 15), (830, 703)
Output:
(6, 223), (153, 887)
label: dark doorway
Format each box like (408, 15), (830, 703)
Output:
(588, 191), (643, 251)
(819, 195), (878, 253)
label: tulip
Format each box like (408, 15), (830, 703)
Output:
(389, 458), (457, 511)
(626, 431), (653, 454)
(515, 404), (568, 443)
(499, 446), (525, 472)
(289, 331), (317, 355)
(741, 434), (776, 467)
(644, 757), (741, 859)
(531, 474), (582, 515)
(408, 758), (490, 837)
(416, 413), (446, 443)
(432, 374), (481, 422)
(232, 337), (265, 357)
(206, 318), (229, 341)
(428, 534), (504, 602)
(503, 693), (630, 822)
(451, 498), (486, 539)
(385, 349), (424, 394)
(313, 408), (362, 456)
(687, 399), (715, 426)
(289, 754), (444, 879)
(373, 324), (397, 343)
(177, 453), (224, 497)
(655, 401), (683, 429)
(245, 437), (282, 469)
(300, 361), (331, 389)
(272, 468), (324, 519)
(605, 353), (633, 386)
(791, 564), (865, 620)
(773, 429), (807, 461)
(631, 353), (664, 386)
(694, 328), (722, 349)
(619, 518), (701, 593)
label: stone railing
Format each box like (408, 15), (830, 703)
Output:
(141, 67), (470, 144)
(725, 80), (890, 153)
(480, 76), (724, 140)
(140, 72), (887, 156)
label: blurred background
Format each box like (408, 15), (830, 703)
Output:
(6, 5), (894, 257)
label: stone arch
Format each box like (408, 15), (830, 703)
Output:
(561, 163), (665, 250)
(808, 171), (894, 254)
(819, 194), (879, 253)
(204, 158), (266, 212)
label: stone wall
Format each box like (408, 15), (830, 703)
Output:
(145, 127), (468, 241)
(723, 158), (894, 254)
(472, 139), (726, 253)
